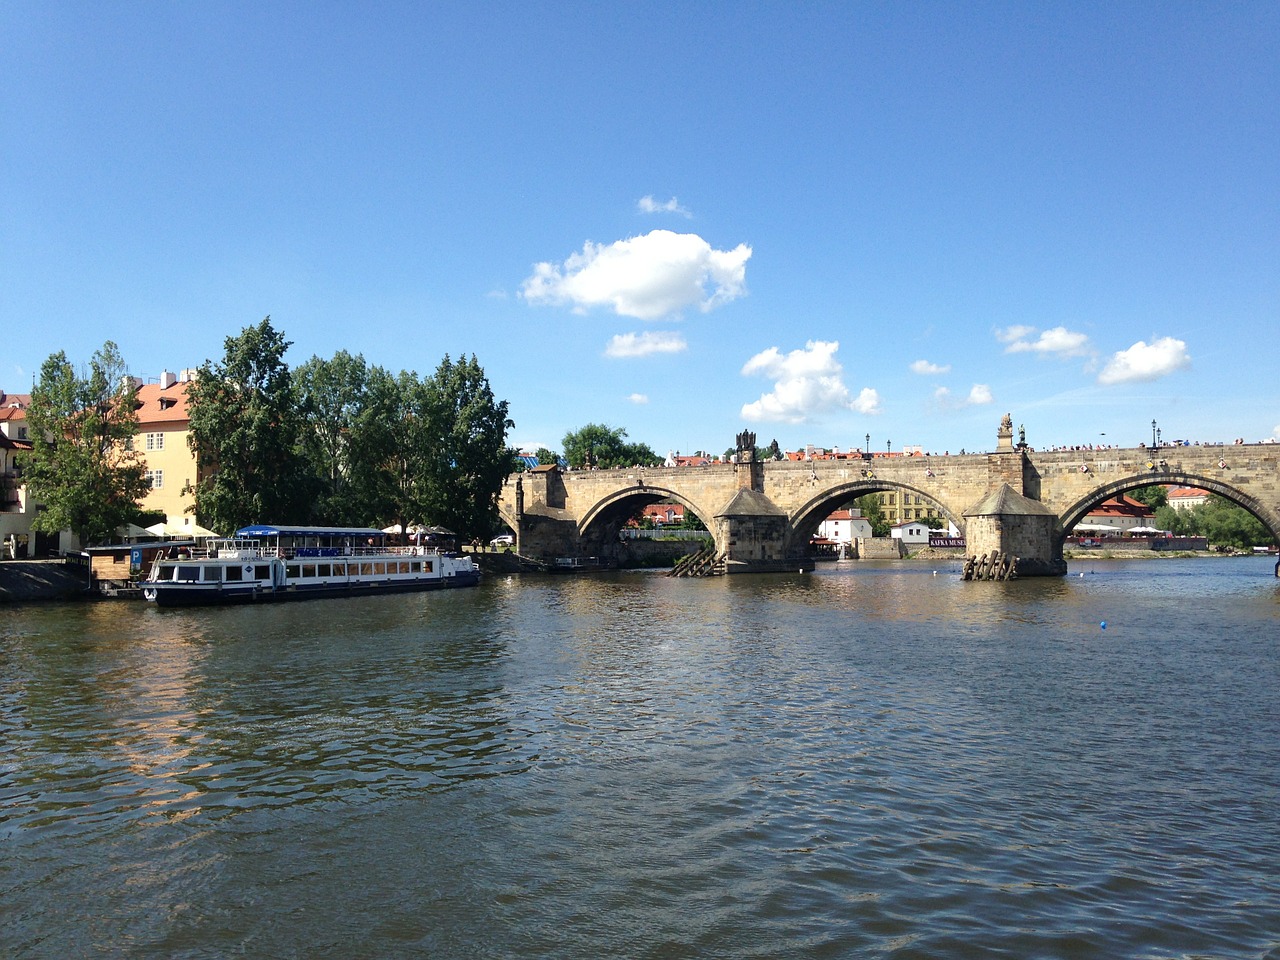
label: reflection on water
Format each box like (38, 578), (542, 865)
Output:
(3, 558), (1279, 958)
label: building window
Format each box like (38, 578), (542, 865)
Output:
(146, 469), (164, 489)
(17, 427), (27, 440)
(145, 432), (165, 451)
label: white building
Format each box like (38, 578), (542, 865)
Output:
(817, 508), (873, 543)
(890, 520), (932, 545)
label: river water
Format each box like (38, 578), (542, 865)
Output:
(3, 557), (1279, 959)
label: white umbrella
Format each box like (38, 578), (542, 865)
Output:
(383, 523), (429, 535)
(146, 521), (219, 538)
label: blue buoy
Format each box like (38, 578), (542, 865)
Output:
(1100, 621), (1107, 630)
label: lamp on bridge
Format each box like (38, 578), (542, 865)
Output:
(866, 433), (870, 453)
(1151, 419), (1158, 449)
(887, 439), (892, 455)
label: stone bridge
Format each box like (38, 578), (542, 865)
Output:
(498, 419), (1280, 576)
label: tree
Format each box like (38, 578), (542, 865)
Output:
(185, 317), (313, 534)
(1153, 504), (1187, 535)
(1186, 495), (1272, 549)
(562, 423), (660, 468)
(535, 447), (559, 466)
(415, 354), (515, 542)
(345, 366), (421, 531)
(295, 350), (371, 525)
(1130, 484), (1168, 509)
(854, 494), (891, 537)
(24, 342), (151, 546)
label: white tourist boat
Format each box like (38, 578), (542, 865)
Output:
(142, 525), (480, 607)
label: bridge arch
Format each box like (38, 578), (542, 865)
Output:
(576, 485), (720, 544)
(788, 480), (966, 545)
(1057, 472), (1280, 545)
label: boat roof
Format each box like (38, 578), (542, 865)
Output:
(84, 540), (200, 553)
(234, 525), (387, 538)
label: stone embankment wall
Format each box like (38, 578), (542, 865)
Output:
(0, 560), (90, 602)
(857, 537), (904, 559)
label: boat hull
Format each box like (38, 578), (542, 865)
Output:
(146, 570), (481, 608)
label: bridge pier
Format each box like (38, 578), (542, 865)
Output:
(964, 483), (1067, 578)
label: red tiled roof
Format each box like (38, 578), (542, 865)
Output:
(134, 381), (191, 426)
(0, 391), (30, 423)
(1085, 495), (1154, 519)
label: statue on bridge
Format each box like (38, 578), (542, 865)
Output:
(735, 429), (757, 462)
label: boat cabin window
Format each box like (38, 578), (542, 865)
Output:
(225, 565), (243, 582)
(411, 562), (421, 573)
(317, 563), (331, 577)
(203, 566), (222, 582)
(287, 563), (301, 579)
(254, 565), (271, 580)
(302, 564), (316, 578)
(177, 565), (201, 581)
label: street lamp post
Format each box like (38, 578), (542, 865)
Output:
(1157, 428), (1162, 447)
(865, 433), (870, 452)
(1151, 420), (1158, 449)
(887, 439), (892, 455)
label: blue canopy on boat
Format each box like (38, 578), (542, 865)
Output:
(234, 525), (386, 539)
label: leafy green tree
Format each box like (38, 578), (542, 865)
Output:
(562, 423), (660, 468)
(295, 350), (371, 525)
(416, 355), (516, 542)
(1186, 495), (1272, 549)
(1153, 504), (1187, 535)
(535, 447), (559, 466)
(854, 494), (891, 537)
(1130, 484), (1168, 509)
(344, 366), (420, 531)
(24, 342), (151, 546)
(185, 317), (313, 534)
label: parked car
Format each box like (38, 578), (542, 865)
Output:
(490, 534), (515, 547)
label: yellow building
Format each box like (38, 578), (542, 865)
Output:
(133, 371), (201, 533)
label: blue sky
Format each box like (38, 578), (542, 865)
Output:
(4, 2), (1277, 456)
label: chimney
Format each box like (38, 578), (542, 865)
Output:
(160, 370), (177, 389)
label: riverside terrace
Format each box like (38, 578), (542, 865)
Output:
(498, 418), (1280, 577)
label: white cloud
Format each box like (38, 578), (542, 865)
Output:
(522, 229), (751, 320)
(910, 359), (951, 375)
(851, 387), (882, 414)
(1097, 337), (1191, 385)
(637, 195), (692, 217)
(740, 340), (878, 423)
(934, 384), (993, 408)
(995, 324), (1036, 344)
(999, 325), (1092, 358)
(604, 331), (688, 358)
(627, 393), (649, 404)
